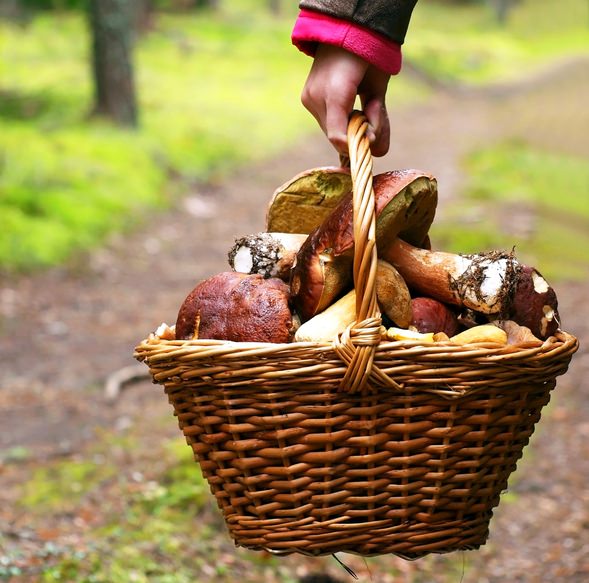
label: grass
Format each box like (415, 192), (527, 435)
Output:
(12, 430), (223, 582)
(1, 0), (588, 272)
(430, 141), (589, 281)
(406, 0), (589, 84)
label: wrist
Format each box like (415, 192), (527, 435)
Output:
(291, 9), (403, 76)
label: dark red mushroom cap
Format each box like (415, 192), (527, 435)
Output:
(175, 272), (295, 343)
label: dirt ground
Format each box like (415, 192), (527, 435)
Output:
(0, 58), (587, 582)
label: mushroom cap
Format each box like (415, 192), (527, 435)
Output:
(175, 272), (294, 343)
(291, 170), (438, 321)
(410, 297), (459, 337)
(266, 167), (352, 234)
(510, 265), (559, 339)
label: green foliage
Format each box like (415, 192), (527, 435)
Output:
(21, 435), (226, 583)
(430, 142), (589, 281)
(137, 439), (209, 515)
(406, 0), (589, 83)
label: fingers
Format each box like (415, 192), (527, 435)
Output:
(301, 45), (368, 156)
(359, 66), (391, 157)
(301, 44), (392, 157)
(362, 98), (390, 157)
(323, 96), (353, 156)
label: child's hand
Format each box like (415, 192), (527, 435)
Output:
(301, 44), (391, 157)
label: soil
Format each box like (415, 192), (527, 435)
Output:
(1, 57), (587, 582)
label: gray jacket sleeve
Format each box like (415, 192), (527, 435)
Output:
(299, 0), (418, 45)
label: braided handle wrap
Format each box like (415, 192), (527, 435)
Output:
(334, 111), (397, 393)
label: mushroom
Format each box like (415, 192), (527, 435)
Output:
(228, 232), (308, 280)
(409, 297), (459, 337)
(375, 260), (413, 328)
(492, 320), (543, 347)
(293, 260), (413, 342)
(290, 169), (438, 321)
(381, 239), (559, 339)
(175, 272), (296, 343)
(266, 166), (352, 234)
(450, 324), (508, 346)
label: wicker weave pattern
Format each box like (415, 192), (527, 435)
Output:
(136, 325), (577, 557)
(135, 112), (579, 557)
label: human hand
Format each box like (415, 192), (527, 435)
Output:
(301, 44), (391, 157)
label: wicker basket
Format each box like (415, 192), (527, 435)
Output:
(134, 112), (578, 558)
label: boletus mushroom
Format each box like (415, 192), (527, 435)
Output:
(175, 272), (296, 343)
(266, 166), (352, 234)
(228, 232), (308, 281)
(290, 169), (438, 322)
(381, 239), (560, 339)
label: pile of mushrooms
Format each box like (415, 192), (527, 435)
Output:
(171, 167), (560, 347)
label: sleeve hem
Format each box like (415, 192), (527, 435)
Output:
(291, 9), (403, 75)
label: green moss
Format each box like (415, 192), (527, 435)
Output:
(21, 457), (117, 511)
(0, 9), (315, 272)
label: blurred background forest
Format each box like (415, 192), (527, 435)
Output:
(0, 0), (588, 582)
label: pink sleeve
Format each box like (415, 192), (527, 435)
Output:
(291, 9), (403, 76)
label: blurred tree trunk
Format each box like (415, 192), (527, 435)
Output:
(268, 0), (281, 16)
(193, 0), (219, 8)
(88, 0), (138, 127)
(0, 0), (27, 22)
(488, 0), (517, 25)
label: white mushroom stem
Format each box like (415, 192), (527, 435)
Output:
(381, 239), (520, 315)
(228, 232), (308, 280)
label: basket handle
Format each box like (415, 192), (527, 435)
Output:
(334, 111), (399, 393)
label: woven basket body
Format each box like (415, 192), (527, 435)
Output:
(135, 113), (578, 557)
(135, 332), (577, 557)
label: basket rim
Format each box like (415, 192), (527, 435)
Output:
(135, 328), (578, 357)
(134, 329), (579, 400)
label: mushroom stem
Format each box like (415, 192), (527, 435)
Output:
(381, 238), (520, 314)
(229, 232), (308, 280)
(381, 238), (559, 338)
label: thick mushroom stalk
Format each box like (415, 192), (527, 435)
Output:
(229, 232), (308, 281)
(381, 239), (559, 339)
(382, 239), (520, 314)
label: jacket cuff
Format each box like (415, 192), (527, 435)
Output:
(291, 9), (402, 76)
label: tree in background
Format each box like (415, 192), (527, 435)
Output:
(88, 0), (138, 127)
(488, 0), (519, 24)
(268, 0), (281, 16)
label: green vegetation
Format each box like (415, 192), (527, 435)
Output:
(430, 141), (589, 280)
(407, 0), (589, 84)
(15, 432), (223, 582)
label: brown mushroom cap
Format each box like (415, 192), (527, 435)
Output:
(510, 265), (559, 339)
(291, 170), (438, 321)
(266, 167), (352, 234)
(410, 297), (459, 337)
(175, 272), (295, 343)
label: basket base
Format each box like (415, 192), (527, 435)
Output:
(226, 513), (490, 558)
